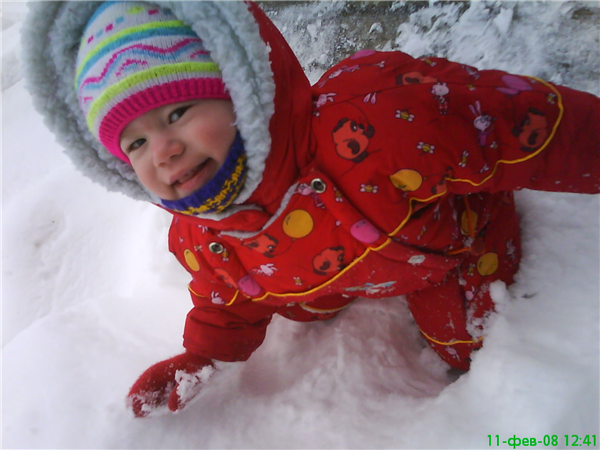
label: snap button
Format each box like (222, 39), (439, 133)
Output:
(310, 178), (326, 193)
(209, 242), (224, 254)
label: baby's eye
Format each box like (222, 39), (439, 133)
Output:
(127, 138), (146, 152)
(168, 106), (191, 124)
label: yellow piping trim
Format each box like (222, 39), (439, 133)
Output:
(250, 237), (392, 302)
(446, 77), (564, 188)
(389, 189), (448, 236)
(225, 291), (239, 306)
(228, 189), (449, 305)
(299, 302), (349, 314)
(420, 329), (483, 346)
(187, 284), (238, 306)
(188, 284), (205, 298)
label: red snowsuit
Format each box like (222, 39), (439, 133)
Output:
(168, 4), (600, 370)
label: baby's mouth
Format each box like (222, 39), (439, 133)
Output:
(174, 160), (209, 186)
(171, 159), (213, 196)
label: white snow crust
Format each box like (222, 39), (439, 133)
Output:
(2, 1), (599, 448)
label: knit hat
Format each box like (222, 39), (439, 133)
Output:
(75, 1), (231, 163)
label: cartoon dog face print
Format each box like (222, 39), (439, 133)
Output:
(243, 234), (278, 258)
(512, 107), (549, 152)
(313, 246), (346, 276)
(332, 118), (375, 163)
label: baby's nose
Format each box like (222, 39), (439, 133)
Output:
(155, 137), (184, 165)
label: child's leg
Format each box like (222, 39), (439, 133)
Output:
(406, 192), (522, 370)
(407, 273), (478, 371)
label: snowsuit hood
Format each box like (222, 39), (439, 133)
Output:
(21, 1), (309, 217)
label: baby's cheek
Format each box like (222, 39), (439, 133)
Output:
(210, 127), (238, 161)
(131, 161), (165, 197)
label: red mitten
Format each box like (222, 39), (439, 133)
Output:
(127, 352), (213, 417)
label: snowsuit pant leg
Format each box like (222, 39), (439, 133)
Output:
(406, 192), (522, 370)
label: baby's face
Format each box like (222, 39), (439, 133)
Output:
(120, 99), (237, 200)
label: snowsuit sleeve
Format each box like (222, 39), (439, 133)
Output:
(168, 216), (278, 362)
(407, 56), (600, 196)
(183, 288), (276, 362)
(442, 80), (600, 195)
(316, 51), (600, 197)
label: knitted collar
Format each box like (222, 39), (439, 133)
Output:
(160, 132), (247, 215)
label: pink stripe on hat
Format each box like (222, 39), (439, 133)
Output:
(99, 78), (229, 162)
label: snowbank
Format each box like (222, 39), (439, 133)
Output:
(1, 2), (27, 91)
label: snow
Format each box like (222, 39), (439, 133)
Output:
(2, 1), (599, 448)
(1, 2), (27, 91)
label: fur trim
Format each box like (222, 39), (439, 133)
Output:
(21, 1), (275, 210)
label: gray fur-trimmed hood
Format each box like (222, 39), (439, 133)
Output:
(21, 1), (275, 208)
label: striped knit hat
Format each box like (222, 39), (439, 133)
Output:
(75, 1), (230, 163)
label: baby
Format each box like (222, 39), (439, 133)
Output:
(22, 1), (599, 417)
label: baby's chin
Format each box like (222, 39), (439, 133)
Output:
(169, 159), (220, 201)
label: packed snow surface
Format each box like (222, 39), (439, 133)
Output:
(2, 1), (599, 448)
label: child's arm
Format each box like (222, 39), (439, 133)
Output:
(445, 83), (599, 196)
(126, 292), (277, 417)
(127, 351), (213, 417)
(318, 50), (599, 196)
(182, 293), (277, 362)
